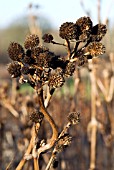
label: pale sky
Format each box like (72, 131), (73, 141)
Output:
(0, 0), (114, 29)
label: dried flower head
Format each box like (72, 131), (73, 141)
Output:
(29, 108), (44, 123)
(42, 33), (53, 43)
(36, 51), (56, 68)
(59, 22), (78, 40)
(8, 42), (24, 61)
(24, 34), (39, 49)
(7, 62), (21, 78)
(91, 24), (107, 42)
(54, 134), (72, 153)
(68, 112), (80, 125)
(49, 73), (65, 89)
(85, 42), (106, 57)
(64, 61), (75, 77)
(76, 16), (93, 34)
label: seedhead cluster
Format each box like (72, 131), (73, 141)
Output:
(7, 16), (107, 169)
(8, 16), (107, 93)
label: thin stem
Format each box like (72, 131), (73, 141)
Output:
(44, 86), (55, 108)
(89, 63), (97, 170)
(71, 41), (80, 57)
(45, 154), (55, 170)
(34, 158), (39, 170)
(45, 122), (72, 170)
(11, 79), (17, 105)
(37, 89), (58, 155)
(97, 0), (101, 23)
(51, 40), (66, 46)
(16, 138), (33, 170)
(58, 122), (71, 139)
(1, 100), (19, 117)
(5, 157), (14, 170)
(65, 39), (71, 59)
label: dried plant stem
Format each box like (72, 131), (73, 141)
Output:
(28, 6), (43, 45)
(58, 122), (71, 139)
(5, 157), (14, 170)
(16, 138), (33, 170)
(97, 0), (101, 23)
(74, 69), (80, 94)
(51, 40), (66, 46)
(90, 122), (97, 170)
(38, 89), (58, 155)
(97, 77), (114, 102)
(44, 86), (55, 108)
(32, 123), (40, 170)
(89, 64), (97, 170)
(96, 78), (107, 96)
(65, 39), (71, 59)
(45, 154), (55, 170)
(46, 122), (72, 170)
(11, 79), (17, 105)
(34, 158), (39, 170)
(0, 100), (19, 117)
(16, 87), (56, 170)
(16, 122), (40, 170)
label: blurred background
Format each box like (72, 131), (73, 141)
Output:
(0, 0), (114, 170)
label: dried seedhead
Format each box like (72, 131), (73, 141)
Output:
(68, 112), (80, 125)
(8, 42), (25, 61)
(24, 34), (39, 49)
(42, 33), (54, 43)
(59, 22), (79, 40)
(29, 108), (44, 124)
(7, 62), (21, 78)
(85, 42), (106, 57)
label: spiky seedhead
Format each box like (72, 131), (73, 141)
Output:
(8, 42), (24, 61)
(85, 42), (106, 57)
(64, 61), (76, 77)
(49, 73), (65, 89)
(42, 33), (53, 43)
(24, 34), (39, 49)
(76, 16), (93, 34)
(36, 51), (54, 68)
(91, 24), (107, 42)
(59, 22), (79, 40)
(68, 112), (80, 125)
(7, 62), (21, 78)
(29, 108), (44, 124)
